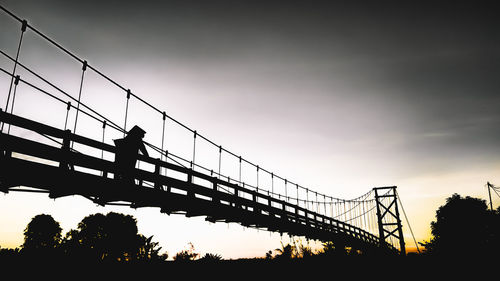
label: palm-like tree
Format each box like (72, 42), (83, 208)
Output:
(275, 242), (295, 260)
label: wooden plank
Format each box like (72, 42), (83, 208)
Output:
(0, 109), (66, 139)
(0, 111), (115, 152)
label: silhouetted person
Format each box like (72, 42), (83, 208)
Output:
(114, 125), (149, 185)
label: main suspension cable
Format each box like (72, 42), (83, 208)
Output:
(2, 18), (26, 133)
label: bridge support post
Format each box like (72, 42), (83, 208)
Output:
(58, 129), (73, 171)
(186, 171), (194, 198)
(0, 141), (13, 193)
(234, 186), (239, 208)
(374, 186), (406, 255)
(154, 158), (163, 191)
(212, 180), (219, 204)
(252, 193), (259, 215)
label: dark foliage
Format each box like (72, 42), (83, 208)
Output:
(3, 193), (499, 272)
(421, 193), (500, 257)
(67, 212), (142, 261)
(199, 253), (223, 262)
(21, 214), (62, 258)
(23, 214), (62, 250)
(3, 212), (166, 263)
(173, 242), (199, 262)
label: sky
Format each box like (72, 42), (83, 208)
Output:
(0, 0), (499, 258)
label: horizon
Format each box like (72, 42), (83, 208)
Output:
(1, 1), (499, 259)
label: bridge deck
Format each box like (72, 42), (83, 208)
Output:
(0, 110), (383, 250)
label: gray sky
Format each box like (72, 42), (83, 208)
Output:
(1, 0), (499, 256)
(14, 0), (496, 165)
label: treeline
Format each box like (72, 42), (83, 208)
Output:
(2, 193), (500, 264)
(0, 211), (371, 264)
(1, 212), (167, 263)
(0, 211), (233, 264)
(0, 210), (354, 263)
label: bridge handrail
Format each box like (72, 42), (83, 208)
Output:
(0, 109), (388, 248)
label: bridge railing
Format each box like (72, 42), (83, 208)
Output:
(0, 109), (391, 250)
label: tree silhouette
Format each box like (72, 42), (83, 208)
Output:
(0, 247), (21, 261)
(22, 214), (62, 255)
(136, 234), (168, 261)
(319, 241), (337, 257)
(72, 213), (108, 260)
(297, 241), (313, 259)
(265, 250), (273, 260)
(64, 212), (165, 262)
(199, 253), (223, 262)
(274, 242), (295, 260)
(421, 193), (499, 257)
(173, 242), (199, 262)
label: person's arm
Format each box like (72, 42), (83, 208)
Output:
(139, 142), (149, 157)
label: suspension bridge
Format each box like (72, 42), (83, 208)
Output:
(0, 6), (416, 255)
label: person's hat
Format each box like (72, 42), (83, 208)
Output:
(127, 125), (146, 137)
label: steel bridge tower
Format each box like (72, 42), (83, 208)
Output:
(374, 186), (406, 255)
